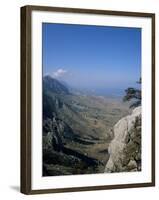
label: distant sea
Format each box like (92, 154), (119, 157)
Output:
(71, 87), (125, 99)
(71, 85), (141, 99)
(91, 88), (125, 98)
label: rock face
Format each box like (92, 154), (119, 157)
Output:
(105, 106), (141, 173)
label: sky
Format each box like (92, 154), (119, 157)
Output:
(42, 23), (141, 95)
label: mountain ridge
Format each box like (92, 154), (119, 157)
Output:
(43, 75), (70, 95)
(42, 75), (131, 176)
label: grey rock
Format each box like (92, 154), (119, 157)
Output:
(105, 106), (141, 173)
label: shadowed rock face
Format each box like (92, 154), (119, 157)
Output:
(105, 106), (141, 173)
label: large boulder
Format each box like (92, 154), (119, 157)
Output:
(105, 106), (141, 173)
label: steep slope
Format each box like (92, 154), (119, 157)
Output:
(105, 106), (141, 172)
(42, 76), (131, 176)
(43, 76), (103, 175)
(43, 75), (70, 95)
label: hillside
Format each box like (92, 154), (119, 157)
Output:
(42, 76), (130, 176)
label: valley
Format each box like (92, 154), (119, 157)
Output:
(43, 76), (131, 176)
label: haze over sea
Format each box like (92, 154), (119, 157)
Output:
(42, 23), (141, 98)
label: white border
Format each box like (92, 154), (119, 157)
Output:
(31, 10), (152, 190)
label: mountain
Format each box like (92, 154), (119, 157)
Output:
(43, 76), (104, 175)
(43, 75), (70, 95)
(42, 76), (131, 176)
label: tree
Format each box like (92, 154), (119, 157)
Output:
(123, 78), (141, 108)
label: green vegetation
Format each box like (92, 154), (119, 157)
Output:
(123, 78), (141, 108)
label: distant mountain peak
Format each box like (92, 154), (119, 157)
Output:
(43, 75), (70, 95)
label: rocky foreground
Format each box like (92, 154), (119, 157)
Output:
(43, 76), (141, 176)
(105, 106), (141, 173)
(43, 106), (141, 176)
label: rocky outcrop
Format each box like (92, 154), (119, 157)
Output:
(43, 115), (101, 176)
(105, 106), (141, 173)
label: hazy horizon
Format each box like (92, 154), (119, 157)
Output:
(42, 23), (141, 96)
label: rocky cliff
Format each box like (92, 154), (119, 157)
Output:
(105, 106), (141, 173)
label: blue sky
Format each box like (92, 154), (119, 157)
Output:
(42, 23), (141, 94)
